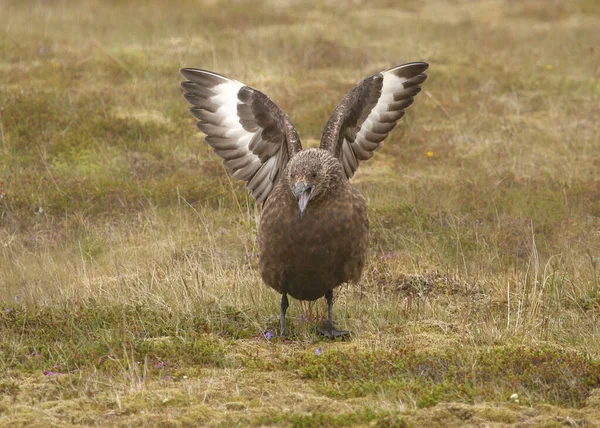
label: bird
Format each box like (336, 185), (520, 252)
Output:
(180, 62), (428, 338)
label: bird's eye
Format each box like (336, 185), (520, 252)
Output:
(310, 171), (317, 178)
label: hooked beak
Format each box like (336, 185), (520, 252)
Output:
(295, 183), (314, 219)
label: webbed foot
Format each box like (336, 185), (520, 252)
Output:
(318, 322), (352, 340)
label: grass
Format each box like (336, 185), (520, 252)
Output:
(1, 0), (600, 426)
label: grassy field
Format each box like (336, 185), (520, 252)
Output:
(1, 0), (600, 426)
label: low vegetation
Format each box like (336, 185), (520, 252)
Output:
(1, 0), (599, 425)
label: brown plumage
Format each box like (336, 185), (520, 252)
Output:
(180, 62), (429, 337)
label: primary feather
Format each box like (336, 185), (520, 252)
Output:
(180, 62), (428, 201)
(320, 62), (429, 178)
(180, 68), (301, 203)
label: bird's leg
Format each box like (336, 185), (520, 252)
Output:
(280, 293), (289, 337)
(325, 289), (334, 332)
(319, 289), (351, 339)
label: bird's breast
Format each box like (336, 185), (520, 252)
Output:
(258, 186), (369, 300)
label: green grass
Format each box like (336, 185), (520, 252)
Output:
(1, 0), (600, 426)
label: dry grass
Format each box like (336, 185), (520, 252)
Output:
(1, 0), (600, 426)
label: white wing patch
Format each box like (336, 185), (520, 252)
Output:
(339, 63), (428, 178)
(181, 68), (294, 203)
(204, 80), (263, 176)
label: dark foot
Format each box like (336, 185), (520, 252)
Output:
(319, 289), (351, 339)
(318, 323), (352, 340)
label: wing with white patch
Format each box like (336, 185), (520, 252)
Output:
(319, 62), (429, 178)
(180, 68), (302, 203)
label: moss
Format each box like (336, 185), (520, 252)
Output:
(0, 304), (231, 374)
(267, 345), (600, 408)
(251, 408), (386, 427)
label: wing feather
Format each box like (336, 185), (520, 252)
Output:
(320, 62), (429, 178)
(180, 68), (302, 202)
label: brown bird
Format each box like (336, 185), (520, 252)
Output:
(180, 62), (428, 338)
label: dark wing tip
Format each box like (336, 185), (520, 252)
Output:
(180, 80), (193, 91)
(180, 68), (203, 80)
(403, 73), (428, 87)
(179, 68), (240, 87)
(386, 62), (430, 79)
(180, 67), (225, 78)
(237, 86), (254, 103)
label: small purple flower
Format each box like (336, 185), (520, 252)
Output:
(43, 370), (62, 376)
(300, 314), (308, 323)
(264, 330), (274, 340)
(39, 47), (48, 55)
(156, 361), (167, 369)
(5, 308), (12, 314)
(316, 347), (322, 356)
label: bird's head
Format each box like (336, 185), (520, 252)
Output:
(286, 148), (346, 219)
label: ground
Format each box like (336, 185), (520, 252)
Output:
(1, 0), (600, 426)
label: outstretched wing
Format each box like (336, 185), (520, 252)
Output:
(320, 62), (428, 178)
(180, 69), (302, 203)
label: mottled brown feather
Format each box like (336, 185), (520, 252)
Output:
(258, 149), (369, 301)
